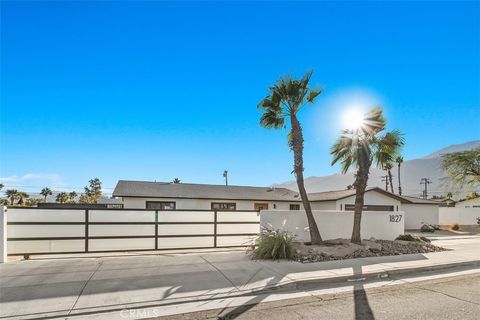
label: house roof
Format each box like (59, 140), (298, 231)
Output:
(113, 180), (301, 202)
(308, 187), (439, 205)
(113, 180), (439, 206)
(398, 195), (441, 205)
(455, 195), (480, 203)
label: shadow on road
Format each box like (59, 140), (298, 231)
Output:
(352, 264), (374, 320)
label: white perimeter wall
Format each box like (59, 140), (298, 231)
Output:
(403, 204), (439, 229)
(439, 207), (480, 225)
(122, 197), (302, 211)
(261, 210), (404, 241)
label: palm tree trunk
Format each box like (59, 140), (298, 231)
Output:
(388, 169), (394, 193)
(290, 115), (322, 244)
(351, 152), (370, 244)
(397, 163), (402, 195)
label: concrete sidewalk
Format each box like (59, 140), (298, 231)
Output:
(1, 236), (479, 320)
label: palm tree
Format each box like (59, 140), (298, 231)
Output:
(331, 108), (404, 244)
(0, 183), (4, 191)
(68, 191), (78, 203)
(40, 187), (53, 202)
(56, 192), (69, 204)
(383, 161), (395, 193)
(172, 178), (181, 184)
(396, 156), (404, 195)
(18, 192), (29, 206)
(5, 189), (19, 205)
(258, 71), (323, 244)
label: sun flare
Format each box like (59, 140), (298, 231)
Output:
(342, 109), (365, 130)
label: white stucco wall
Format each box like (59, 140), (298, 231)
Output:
(403, 204), (439, 229)
(455, 198), (480, 208)
(336, 191), (402, 211)
(261, 210), (404, 241)
(121, 197), (303, 211)
(439, 207), (480, 225)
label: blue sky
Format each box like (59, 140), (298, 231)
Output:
(1, 1), (479, 194)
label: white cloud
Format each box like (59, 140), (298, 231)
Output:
(0, 173), (65, 189)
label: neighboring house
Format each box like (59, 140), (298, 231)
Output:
(399, 195), (441, 229)
(455, 196), (480, 208)
(112, 180), (302, 210)
(308, 187), (403, 211)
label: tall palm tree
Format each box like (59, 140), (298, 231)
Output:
(40, 187), (53, 202)
(383, 161), (395, 193)
(258, 71), (323, 244)
(331, 108), (404, 244)
(395, 156), (404, 195)
(5, 189), (19, 205)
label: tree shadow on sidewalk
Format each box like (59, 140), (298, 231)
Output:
(352, 264), (374, 320)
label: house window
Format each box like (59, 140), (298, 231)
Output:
(211, 202), (236, 211)
(146, 201), (176, 210)
(289, 204), (300, 210)
(344, 204), (394, 211)
(254, 203), (269, 211)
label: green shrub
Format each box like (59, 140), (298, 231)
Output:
(395, 234), (431, 243)
(477, 217), (479, 226)
(451, 224), (460, 231)
(420, 224), (435, 233)
(251, 229), (295, 260)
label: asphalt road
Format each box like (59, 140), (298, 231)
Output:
(157, 274), (480, 320)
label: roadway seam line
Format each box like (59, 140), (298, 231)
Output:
(65, 261), (104, 319)
(200, 256), (240, 291)
(389, 273), (480, 306)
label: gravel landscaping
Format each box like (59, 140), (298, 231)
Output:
(293, 238), (448, 263)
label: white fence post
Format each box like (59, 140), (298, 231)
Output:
(0, 206), (7, 263)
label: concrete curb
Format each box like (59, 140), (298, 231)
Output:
(235, 259), (480, 296)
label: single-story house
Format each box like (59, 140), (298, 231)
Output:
(398, 195), (441, 229)
(113, 181), (436, 216)
(112, 180), (302, 211)
(455, 196), (480, 208)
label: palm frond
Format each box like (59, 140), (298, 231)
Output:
(260, 108), (285, 129)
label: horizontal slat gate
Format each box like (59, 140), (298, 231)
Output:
(6, 208), (260, 255)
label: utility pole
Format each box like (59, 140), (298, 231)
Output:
(381, 175), (389, 191)
(419, 178), (431, 199)
(223, 170), (228, 186)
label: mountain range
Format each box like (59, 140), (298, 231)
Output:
(276, 140), (480, 199)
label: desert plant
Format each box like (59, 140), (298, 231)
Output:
(395, 234), (431, 243)
(441, 147), (480, 188)
(451, 224), (460, 231)
(477, 217), (480, 226)
(420, 224), (435, 233)
(251, 229), (295, 260)
(258, 71), (323, 244)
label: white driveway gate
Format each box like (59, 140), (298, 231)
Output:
(4, 207), (260, 256)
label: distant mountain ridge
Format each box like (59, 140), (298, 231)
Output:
(275, 140), (480, 199)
